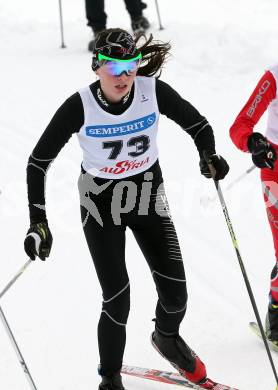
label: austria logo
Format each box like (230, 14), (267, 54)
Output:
(100, 157), (149, 175)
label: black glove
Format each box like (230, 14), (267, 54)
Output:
(247, 132), (277, 169)
(199, 153), (229, 180)
(24, 222), (53, 260)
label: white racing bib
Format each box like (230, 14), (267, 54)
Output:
(77, 76), (159, 178)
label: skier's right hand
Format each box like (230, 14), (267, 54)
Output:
(199, 153), (229, 180)
(247, 132), (277, 169)
(24, 222), (53, 261)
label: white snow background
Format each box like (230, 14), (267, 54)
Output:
(1, 0), (278, 389)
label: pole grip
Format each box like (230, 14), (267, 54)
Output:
(203, 150), (217, 180)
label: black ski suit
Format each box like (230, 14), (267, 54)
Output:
(26, 78), (216, 376)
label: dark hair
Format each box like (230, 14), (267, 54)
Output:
(135, 33), (171, 78)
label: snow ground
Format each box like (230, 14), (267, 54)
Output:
(1, 0), (278, 389)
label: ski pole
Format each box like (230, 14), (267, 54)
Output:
(58, 0), (66, 48)
(0, 259), (32, 299)
(0, 305), (38, 390)
(224, 164), (256, 192)
(203, 151), (278, 388)
(0, 260), (37, 389)
(154, 0), (164, 30)
(200, 164), (256, 207)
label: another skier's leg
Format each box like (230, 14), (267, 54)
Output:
(261, 166), (278, 342)
(122, 0), (150, 33)
(85, 0), (106, 51)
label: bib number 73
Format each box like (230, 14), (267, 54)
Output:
(103, 135), (150, 159)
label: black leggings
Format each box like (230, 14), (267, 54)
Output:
(78, 163), (187, 376)
(85, 0), (146, 30)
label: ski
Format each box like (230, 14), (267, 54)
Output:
(121, 365), (238, 389)
(249, 321), (278, 352)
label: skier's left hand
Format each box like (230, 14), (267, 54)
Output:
(199, 154), (229, 180)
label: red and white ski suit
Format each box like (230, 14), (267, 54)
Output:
(230, 63), (278, 302)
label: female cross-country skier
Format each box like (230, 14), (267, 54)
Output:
(24, 29), (231, 390)
(230, 64), (278, 344)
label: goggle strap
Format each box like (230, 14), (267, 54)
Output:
(98, 52), (142, 63)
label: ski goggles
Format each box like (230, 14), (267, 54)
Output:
(98, 53), (142, 76)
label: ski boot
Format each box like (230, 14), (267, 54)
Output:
(88, 28), (105, 52)
(140, 1), (147, 11)
(265, 301), (278, 347)
(131, 16), (150, 34)
(151, 329), (207, 385)
(99, 371), (125, 390)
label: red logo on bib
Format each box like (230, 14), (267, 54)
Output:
(100, 157), (149, 175)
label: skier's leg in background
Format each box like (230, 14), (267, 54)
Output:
(80, 202), (130, 378)
(122, 0), (150, 33)
(85, 0), (107, 51)
(123, 0), (143, 19)
(261, 165), (278, 341)
(129, 186), (207, 384)
(85, 0), (106, 32)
